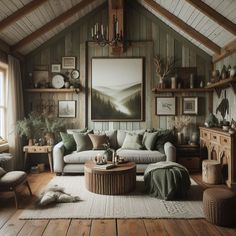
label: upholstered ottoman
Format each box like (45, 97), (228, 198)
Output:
(202, 160), (222, 184)
(203, 188), (236, 227)
(0, 153), (14, 171)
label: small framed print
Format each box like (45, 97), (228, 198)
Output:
(182, 97), (198, 115)
(58, 100), (76, 118)
(156, 97), (176, 116)
(51, 64), (61, 73)
(62, 57), (76, 69)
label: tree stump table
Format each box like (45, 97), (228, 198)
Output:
(84, 161), (136, 195)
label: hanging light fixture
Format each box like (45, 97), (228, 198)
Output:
(91, 7), (124, 48)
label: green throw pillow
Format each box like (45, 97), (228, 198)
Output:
(155, 129), (176, 153)
(73, 131), (93, 152)
(60, 132), (76, 154)
(121, 133), (143, 150)
(142, 131), (158, 150)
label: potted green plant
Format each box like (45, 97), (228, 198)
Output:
(16, 112), (44, 145)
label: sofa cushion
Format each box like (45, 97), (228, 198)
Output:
(64, 150), (106, 164)
(60, 132), (76, 154)
(121, 133), (143, 150)
(88, 134), (108, 150)
(117, 130), (145, 147)
(67, 128), (87, 135)
(73, 131), (93, 152)
(155, 129), (176, 153)
(142, 131), (158, 150)
(94, 130), (117, 149)
(116, 149), (166, 164)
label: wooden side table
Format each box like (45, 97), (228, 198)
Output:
(23, 145), (53, 172)
(176, 144), (205, 172)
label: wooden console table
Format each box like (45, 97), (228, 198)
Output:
(84, 161), (136, 195)
(23, 145), (53, 172)
(200, 127), (236, 188)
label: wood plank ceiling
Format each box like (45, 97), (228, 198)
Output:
(0, 0), (235, 56)
(139, 0), (236, 56)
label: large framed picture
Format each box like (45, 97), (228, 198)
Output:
(62, 57), (76, 69)
(182, 97), (198, 115)
(58, 100), (76, 118)
(91, 58), (144, 121)
(155, 97), (176, 115)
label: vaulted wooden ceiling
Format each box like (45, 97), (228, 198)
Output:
(0, 0), (235, 60)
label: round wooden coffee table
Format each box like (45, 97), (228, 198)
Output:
(84, 161), (136, 195)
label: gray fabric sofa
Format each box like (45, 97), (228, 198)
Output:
(53, 130), (176, 174)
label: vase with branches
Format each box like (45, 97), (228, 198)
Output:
(154, 55), (175, 89)
(168, 116), (192, 144)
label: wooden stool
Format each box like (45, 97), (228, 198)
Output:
(203, 188), (236, 227)
(202, 160), (222, 184)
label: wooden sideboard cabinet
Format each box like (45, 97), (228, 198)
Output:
(200, 127), (236, 188)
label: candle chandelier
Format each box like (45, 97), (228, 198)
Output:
(91, 14), (123, 47)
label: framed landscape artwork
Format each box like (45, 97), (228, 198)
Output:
(91, 58), (144, 121)
(58, 100), (76, 118)
(156, 97), (176, 115)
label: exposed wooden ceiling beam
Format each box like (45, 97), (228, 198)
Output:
(0, 0), (48, 32)
(213, 39), (236, 63)
(185, 0), (236, 36)
(110, 0), (124, 9)
(11, 0), (96, 52)
(144, 0), (221, 54)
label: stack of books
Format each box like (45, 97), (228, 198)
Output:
(93, 163), (115, 170)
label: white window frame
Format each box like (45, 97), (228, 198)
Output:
(0, 62), (8, 140)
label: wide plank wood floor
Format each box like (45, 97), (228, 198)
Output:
(0, 172), (235, 236)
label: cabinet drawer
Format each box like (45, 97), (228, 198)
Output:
(201, 130), (210, 140)
(178, 157), (201, 171)
(210, 133), (219, 142)
(220, 136), (230, 147)
(26, 146), (48, 153)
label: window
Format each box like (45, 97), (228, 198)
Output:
(0, 65), (7, 140)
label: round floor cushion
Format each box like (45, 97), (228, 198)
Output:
(203, 188), (236, 227)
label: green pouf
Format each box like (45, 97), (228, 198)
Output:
(144, 161), (191, 200)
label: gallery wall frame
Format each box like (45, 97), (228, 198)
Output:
(58, 100), (76, 118)
(62, 57), (76, 69)
(155, 96), (176, 116)
(91, 57), (145, 121)
(51, 64), (61, 73)
(182, 97), (198, 115)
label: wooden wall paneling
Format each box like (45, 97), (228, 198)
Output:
(65, 32), (73, 56)
(159, 30), (167, 129)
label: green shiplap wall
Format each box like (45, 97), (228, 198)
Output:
(214, 52), (236, 121)
(24, 1), (212, 134)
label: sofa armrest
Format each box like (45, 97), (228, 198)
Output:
(164, 142), (176, 162)
(53, 141), (65, 173)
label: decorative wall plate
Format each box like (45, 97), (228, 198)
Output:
(52, 75), (64, 88)
(71, 69), (80, 79)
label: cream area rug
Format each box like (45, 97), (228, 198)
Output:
(20, 176), (204, 219)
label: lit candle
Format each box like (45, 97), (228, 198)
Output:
(116, 19), (119, 36)
(94, 25), (96, 35)
(91, 27), (94, 38)
(101, 24), (104, 36)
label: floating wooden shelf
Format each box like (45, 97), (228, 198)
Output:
(206, 77), (236, 97)
(25, 88), (80, 93)
(152, 88), (213, 93)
